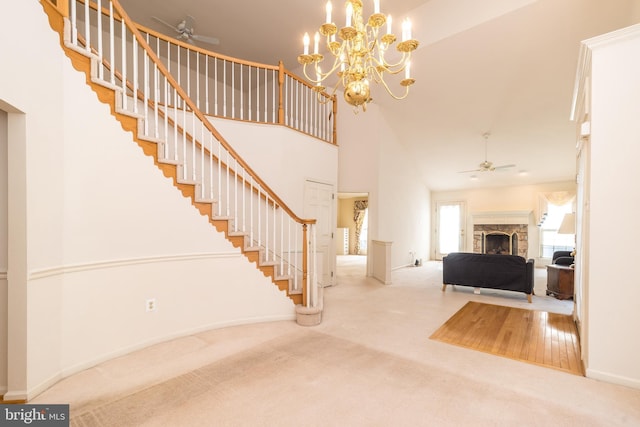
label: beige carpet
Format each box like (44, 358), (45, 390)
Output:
(31, 257), (640, 426)
(430, 301), (584, 376)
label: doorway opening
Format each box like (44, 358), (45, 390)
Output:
(336, 192), (369, 280)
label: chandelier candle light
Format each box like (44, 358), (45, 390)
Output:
(298, 0), (419, 112)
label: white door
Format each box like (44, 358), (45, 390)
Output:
(304, 180), (334, 287)
(435, 201), (465, 260)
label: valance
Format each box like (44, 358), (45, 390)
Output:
(541, 191), (575, 207)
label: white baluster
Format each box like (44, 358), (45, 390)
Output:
(272, 202), (277, 263)
(240, 64), (244, 121)
(209, 134), (214, 200)
(234, 158), (238, 231)
(225, 150), (230, 217)
(132, 38), (138, 114)
(186, 51), (191, 103)
(205, 56), (210, 115)
(109, 2), (114, 85)
(200, 122), (205, 199)
(223, 59), (227, 117)
(143, 44), (149, 136)
(191, 112), (196, 181)
(84, 0), (90, 52)
(250, 177), (254, 244)
(196, 53), (200, 110)
(173, 88), (178, 162)
(120, 14), (127, 111)
(214, 58), (219, 116)
(70, 0), (77, 46)
(257, 187), (262, 248)
(217, 141), (222, 216)
(242, 168), (246, 233)
(97, 0), (103, 79)
(231, 63), (235, 119)
(182, 102), (187, 181)
(272, 69), (276, 123)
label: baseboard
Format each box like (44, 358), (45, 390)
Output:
(586, 368), (640, 390)
(1, 390), (28, 404)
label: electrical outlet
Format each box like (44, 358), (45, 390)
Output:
(146, 298), (157, 312)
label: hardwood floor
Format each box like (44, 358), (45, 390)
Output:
(430, 301), (584, 376)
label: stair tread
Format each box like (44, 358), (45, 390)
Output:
(228, 231), (248, 237)
(158, 158), (181, 166)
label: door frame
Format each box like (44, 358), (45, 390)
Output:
(434, 200), (466, 260)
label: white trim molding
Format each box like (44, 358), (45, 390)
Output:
(586, 368), (640, 390)
(471, 210), (532, 225)
(28, 251), (241, 280)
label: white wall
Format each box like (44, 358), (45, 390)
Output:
(431, 181), (576, 261)
(0, 109), (7, 395)
(337, 100), (430, 270)
(1, 1), (295, 400)
(208, 118), (338, 215)
(583, 24), (640, 389)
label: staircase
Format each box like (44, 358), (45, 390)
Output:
(40, 0), (327, 312)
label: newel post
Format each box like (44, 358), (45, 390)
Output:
(302, 223), (308, 306)
(278, 61), (285, 126)
(295, 222), (321, 326)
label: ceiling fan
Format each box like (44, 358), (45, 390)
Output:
(458, 132), (516, 173)
(151, 15), (220, 46)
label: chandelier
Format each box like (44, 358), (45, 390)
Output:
(298, 0), (419, 112)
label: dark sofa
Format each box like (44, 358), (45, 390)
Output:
(442, 252), (535, 302)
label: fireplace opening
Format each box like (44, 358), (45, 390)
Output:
(483, 232), (518, 255)
(474, 223), (527, 258)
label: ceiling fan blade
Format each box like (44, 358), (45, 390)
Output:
(458, 168), (483, 174)
(190, 34), (220, 45)
(493, 164), (516, 170)
(151, 16), (180, 33)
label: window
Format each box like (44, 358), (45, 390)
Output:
(539, 200), (574, 258)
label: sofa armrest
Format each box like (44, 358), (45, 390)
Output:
(526, 258), (535, 292)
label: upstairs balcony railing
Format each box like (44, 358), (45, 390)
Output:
(46, 0), (323, 308)
(134, 27), (337, 145)
(54, 0), (337, 144)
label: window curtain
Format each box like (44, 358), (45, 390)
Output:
(542, 191), (576, 207)
(353, 200), (368, 255)
(538, 191), (576, 226)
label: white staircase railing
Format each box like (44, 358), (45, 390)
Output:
(134, 26), (336, 144)
(48, 0), (322, 308)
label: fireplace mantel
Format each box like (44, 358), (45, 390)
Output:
(471, 210), (532, 225)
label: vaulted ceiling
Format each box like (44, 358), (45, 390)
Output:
(119, 0), (639, 191)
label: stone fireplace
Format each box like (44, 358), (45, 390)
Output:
(471, 211), (531, 259)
